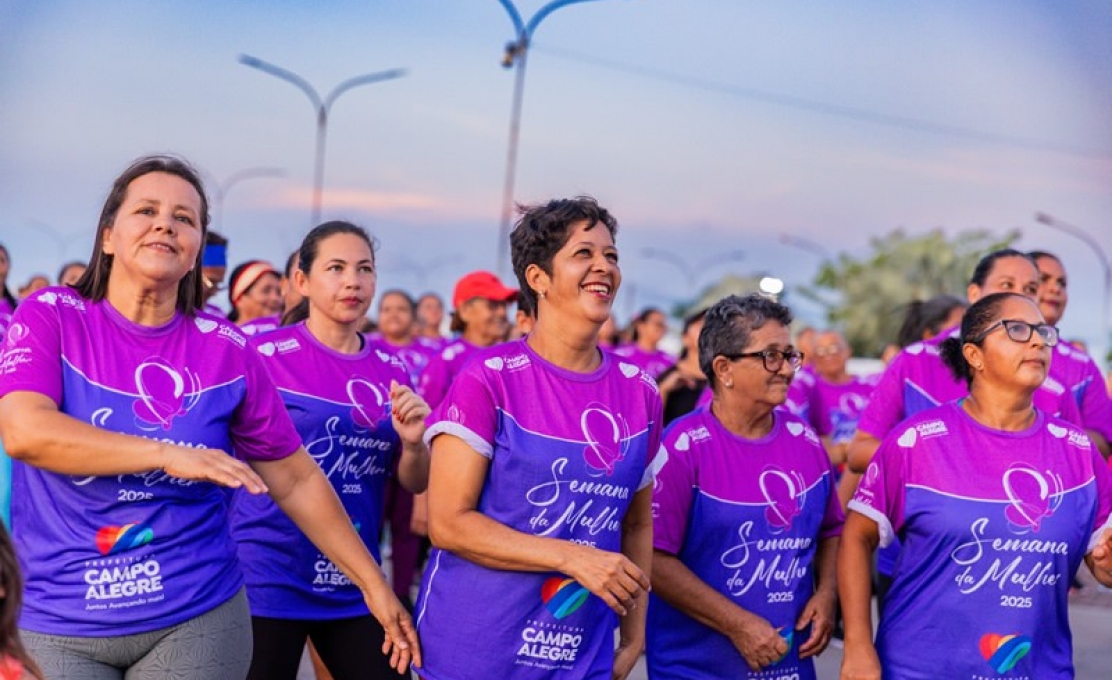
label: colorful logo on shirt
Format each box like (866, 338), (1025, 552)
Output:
(133, 358), (201, 431)
(979, 633), (1032, 673)
(775, 627), (795, 663)
(580, 405), (630, 477)
(759, 467), (805, 534)
(1002, 463), (1062, 533)
(347, 377), (388, 431)
(96, 523), (155, 555)
(541, 577), (589, 619)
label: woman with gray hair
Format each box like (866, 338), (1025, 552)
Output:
(648, 293), (843, 680)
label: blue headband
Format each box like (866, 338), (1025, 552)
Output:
(202, 244), (227, 268)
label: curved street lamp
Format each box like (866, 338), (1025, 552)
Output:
(211, 166), (286, 232)
(640, 247), (747, 290)
(238, 54), (406, 231)
(494, 0), (609, 275)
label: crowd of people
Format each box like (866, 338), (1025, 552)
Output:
(1, 154), (1111, 680)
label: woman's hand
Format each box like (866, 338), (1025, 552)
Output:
(363, 584), (423, 674)
(1088, 528), (1112, 587)
(840, 641), (881, 680)
(563, 543), (650, 616)
(726, 612), (789, 672)
(160, 445), (268, 494)
(612, 632), (643, 680)
(796, 586), (837, 658)
(390, 381), (430, 447)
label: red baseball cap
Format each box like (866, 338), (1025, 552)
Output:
(452, 271), (518, 308)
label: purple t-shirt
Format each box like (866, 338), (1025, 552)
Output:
(414, 339), (663, 680)
(858, 329), (1083, 576)
(368, 334), (440, 384)
(611, 343), (674, 380)
(418, 338), (480, 410)
(0, 287), (301, 636)
(850, 402), (1112, 680)
(1049, 341), (1112, 444)
(239, 314), (280, 337)
(230, 323), (410, 619)
(810, 374), (878, 445)
(647, 409), (844, 680)
(783, 365), (817, 421)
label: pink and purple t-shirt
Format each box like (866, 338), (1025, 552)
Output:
(367, 334), (440, 384)
(611, 343), (674, 380)
(1049, 341), (1112, 445)
(0, 287), (301, 636)
(417, 338), (481, 410)
(414, 339), (663, 680)
(230, 322), (411, 620)
(238, 314), (280, 337)
(809, 374), (878, 446)
(648, 408), (844, 680)
(850, 402), (1112, 679)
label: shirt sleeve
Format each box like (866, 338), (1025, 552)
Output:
(230, 344), (302, 461)
(638, 381), (666, 491)
(0, 295), (63, 404)
(417, 351), (452, 410)
(423, 360), (498, 458)
(818, 450), (846, 540)
(651, 422), (696, 555)
(847, 426), (910, 547)
(856, 353), (908, 439)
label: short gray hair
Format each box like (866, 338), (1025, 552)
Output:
(698, 294), (794, 390)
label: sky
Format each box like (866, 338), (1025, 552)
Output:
(2, 1), (1110, 359)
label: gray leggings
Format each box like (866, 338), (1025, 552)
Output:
(22, 588), (252, 680)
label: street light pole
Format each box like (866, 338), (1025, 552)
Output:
(640, 247), (746, 290)
(778, 233), (832, 261)
(1035, 212), (1111, 350)
(238, 55), (406, 231)
(211, 167), (286, 232)
(494, 0), (607, 276)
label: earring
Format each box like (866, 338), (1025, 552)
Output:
(538, 291), (546, 300)
(722, 379), (733, 388)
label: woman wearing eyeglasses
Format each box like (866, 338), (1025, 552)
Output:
(839, 292), (1112, 680)
(648, 294), (844, 680)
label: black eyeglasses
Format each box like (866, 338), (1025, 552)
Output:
(723, 349), (805, 372)
(971, 319), (1058, 347)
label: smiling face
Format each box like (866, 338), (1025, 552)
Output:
(965, 296), (1051, 392)
(459, 297), (510, 346)
(102, 171), (203, 294)
(528, 219), (621, 330)
(1034, 255), (1068, 326)
(297, 232), (376, 327)
(637, 310), (668, 348)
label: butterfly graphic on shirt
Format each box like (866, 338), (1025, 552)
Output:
(132, 358), (201, 431)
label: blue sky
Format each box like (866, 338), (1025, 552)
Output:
(2, 1), (1110, 357)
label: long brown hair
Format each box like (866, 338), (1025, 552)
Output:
(0, 523), (43, 678)
(73, 155), (210, 315)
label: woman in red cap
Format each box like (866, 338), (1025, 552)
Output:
(228, 259), (283, 336)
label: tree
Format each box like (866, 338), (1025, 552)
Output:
(799, 227), (1020, 357)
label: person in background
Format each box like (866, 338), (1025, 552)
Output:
(784, 326), (819, 420)
(0, 155), (418, 678)
(839, 292), (1112, 679)
(613, 307), (674, 378)
(598, 313), (621, 348)
(278, 250), (304, 324)
(200, 230), (229, 316)
(415, 292), (447, 348)
(228, 259), (283, 336)
(56, 261), (86, 287)
(410, 271), (517, 539)
(894, 295), (966, 350)
(1029, 250), (1112, 458)
(648, 294), (841, 680)
(808, 330), (876, 479)
(231, 220), (429, 680)
(657, 309), (708, 425)
(371, 291), (439, 383)
(16, 277), (48, 301)
(0, 522), (43, 679)
(416, 197), (660, 680)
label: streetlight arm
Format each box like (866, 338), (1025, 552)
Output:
(239, 54), (323, 111)
(496, 0), (528, 37)
(526, 0), (604, 36)
(641, 247), (695, 286)
(698, 249), (747, 271)
(323, 68), (408, 112)
(1035, 213), (1112, 282)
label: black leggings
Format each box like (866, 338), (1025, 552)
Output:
(248, 614), (394, 680)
